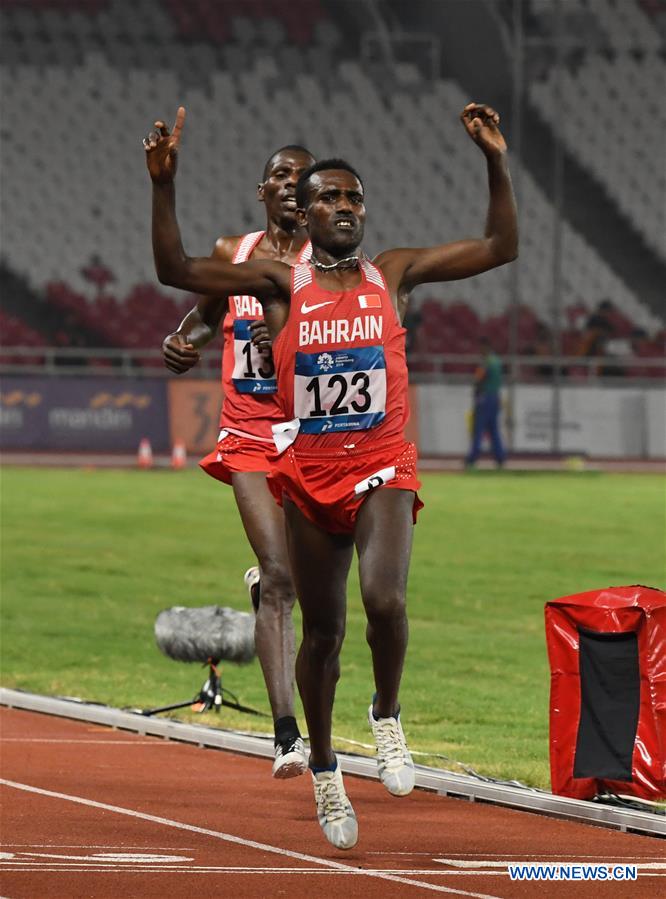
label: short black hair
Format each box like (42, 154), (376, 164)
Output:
(262, 145), (314, 181)
(295, 158), (364, 209)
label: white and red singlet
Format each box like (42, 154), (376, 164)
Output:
(199, 231), (311, 484)
(267, 258), (422, 533)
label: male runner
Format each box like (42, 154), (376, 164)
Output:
(144, 102), (517, 849)
(161, 144), (315, 779)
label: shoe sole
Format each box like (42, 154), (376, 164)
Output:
(272, 755), (308, 779)
(383, 778), (415, 797)
(323, 825), (358, 850)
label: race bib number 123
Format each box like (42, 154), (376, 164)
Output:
(294, 346), (386, 434)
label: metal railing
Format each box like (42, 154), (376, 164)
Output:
(407, 353), (665, 386)
(0, 346), (201, 378)
(0, 346), (663, 383)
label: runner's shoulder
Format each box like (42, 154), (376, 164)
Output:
(213, 234), (247, 261)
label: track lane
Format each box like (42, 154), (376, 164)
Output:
(1, 707), (662, 898)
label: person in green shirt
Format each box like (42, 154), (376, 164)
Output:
(465, 335), (506, 467)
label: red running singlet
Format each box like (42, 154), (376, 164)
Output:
(220, 231), (312, 441)
(271, 257), (411, 452)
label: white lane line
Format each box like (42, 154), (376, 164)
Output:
(3, 864), (490, 873)
(10, 852), (192, 862)
(0, 865), (505, 875)
(3, 867), (666, 878)
(0, 780), (500, 899)
(0, 861), (502, 873)
(0, 867), (508, 875)
(7, 846), (662, 861)
(1, 739), (171, 745)
(2, 844), (196, 849)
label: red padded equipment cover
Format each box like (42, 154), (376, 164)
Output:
(545, 585), (666, 800)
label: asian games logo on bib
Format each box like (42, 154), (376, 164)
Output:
(317, 352), (334, 372)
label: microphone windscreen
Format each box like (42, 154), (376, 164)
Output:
(154, 605), (256, 665)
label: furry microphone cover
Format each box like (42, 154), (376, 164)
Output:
(154, 605), (256, 665)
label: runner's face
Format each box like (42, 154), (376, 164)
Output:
(299, 170), (365, 255)
(259, 150), (315, 226)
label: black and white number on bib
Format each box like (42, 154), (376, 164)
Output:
(294, 346), (386, 434)
(232, 319), (276, 394)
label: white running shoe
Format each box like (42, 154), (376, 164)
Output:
(368, 704), (415, 797)
(272, 735), (308, 779)
(312, 765), (358, 850)
(243, 566), (260, 613)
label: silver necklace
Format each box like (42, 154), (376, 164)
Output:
(309, 254), (361, 272)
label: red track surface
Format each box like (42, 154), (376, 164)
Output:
(1, 707), (663, 898)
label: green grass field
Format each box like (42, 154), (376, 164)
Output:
(1, 465), (663, 788)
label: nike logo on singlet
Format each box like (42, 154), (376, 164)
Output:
(300, 300), (336, 314)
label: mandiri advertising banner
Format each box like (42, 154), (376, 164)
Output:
(0, 377), (170, 451)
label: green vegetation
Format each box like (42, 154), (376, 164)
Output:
(1, 466), (663, 788)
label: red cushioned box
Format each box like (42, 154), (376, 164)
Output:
(545, 585), (666, 800)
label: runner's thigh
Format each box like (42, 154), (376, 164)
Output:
(355, 488), (415, 601)
(283, 497), (354, 625)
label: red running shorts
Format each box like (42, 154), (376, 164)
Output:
(199, 431), (272, 485)
(267, 439), (423, 534)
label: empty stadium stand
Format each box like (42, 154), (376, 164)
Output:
(1, 0), (663, 370)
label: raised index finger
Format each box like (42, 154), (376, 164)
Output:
(171, 106), (186, 144)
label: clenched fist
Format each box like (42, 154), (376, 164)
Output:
(460, 103), (507, 157)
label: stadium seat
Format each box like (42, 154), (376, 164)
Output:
(0, 0), (661, 362)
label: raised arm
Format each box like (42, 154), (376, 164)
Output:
(144, 108), (290, 304)
(376, 103), (518, 305)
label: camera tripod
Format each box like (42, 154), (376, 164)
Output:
(141, 659), (268, 717)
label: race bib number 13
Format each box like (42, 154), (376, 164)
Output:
(294, 346), (386, 434)
(232, 319), (276, 394)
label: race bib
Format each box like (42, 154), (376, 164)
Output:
(294, 346), (386, 434)
(231, 319), (276, 394)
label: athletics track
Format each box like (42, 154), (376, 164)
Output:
(1, 707), (664, 898)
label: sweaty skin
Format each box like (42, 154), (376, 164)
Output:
(145, 103), (517, 767)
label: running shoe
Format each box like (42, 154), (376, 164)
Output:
(243, 566), (260, 613)
(311, 765), (358, 850)
(368, 703), (415, 797)
(272, 735), (308, 779)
